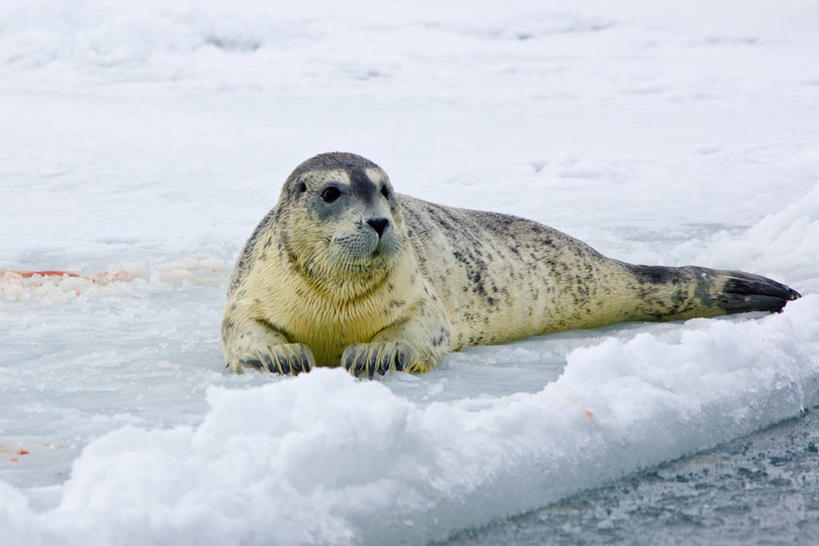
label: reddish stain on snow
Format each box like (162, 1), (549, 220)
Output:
(566, 397), (596, 421)
(16, 270), (82, 279)
(17, 449), (29, 455)
(1, 268), (133, 287)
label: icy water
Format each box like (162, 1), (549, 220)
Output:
(443, 408), (819, 545)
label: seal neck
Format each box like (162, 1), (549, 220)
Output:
(280, 240), (403, 304)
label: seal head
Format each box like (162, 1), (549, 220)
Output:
(276, 153), (404, 284)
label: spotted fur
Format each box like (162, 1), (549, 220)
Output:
(222, 152), (801, 376)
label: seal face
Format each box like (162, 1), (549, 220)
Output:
(278, 159), (403, 279)
(222, 152), (801, 377)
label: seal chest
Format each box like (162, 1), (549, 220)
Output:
(221, 152), (801, 377)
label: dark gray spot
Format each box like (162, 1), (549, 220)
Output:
(350, 167), (377, 204)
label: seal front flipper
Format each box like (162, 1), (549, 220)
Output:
(342, 342), (413, 378)
(356, 292), (452, 377)
(342, 295), (452, 378)
(222, 303), (315, 375)
(243, 343), (315, 375)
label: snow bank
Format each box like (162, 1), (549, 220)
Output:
(2, 295), (816, 545)
(672, 181), (819, 292)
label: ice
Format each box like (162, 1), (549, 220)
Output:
(1, 0), (818, 544)
(0, 259), (226, 305)
(1, 297), (817, 545)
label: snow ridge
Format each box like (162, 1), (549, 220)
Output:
(2, 296), (817, 545)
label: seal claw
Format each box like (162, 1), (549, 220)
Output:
(246, 344), (315, 375)
(342, 342), (413, 379)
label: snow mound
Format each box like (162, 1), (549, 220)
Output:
(673, 180), (819, 292)
(2, 295), (817, 545)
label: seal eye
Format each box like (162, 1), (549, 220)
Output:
(380, 185), (390, 200)
(321, 186), (341, 203)
(297, 183), (307, 194)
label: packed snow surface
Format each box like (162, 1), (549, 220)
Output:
(1, 1), (818, 544)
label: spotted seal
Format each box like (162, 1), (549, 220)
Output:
(221, 152), (801, 377)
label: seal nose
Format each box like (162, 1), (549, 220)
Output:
(366, 217), (389, 238)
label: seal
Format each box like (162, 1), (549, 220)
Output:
(222, 152), (801, 377)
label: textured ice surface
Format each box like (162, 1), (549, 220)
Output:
(441, 407), (819, 545)
(1, 297), (817, 545)
(1, 1), (818, 544)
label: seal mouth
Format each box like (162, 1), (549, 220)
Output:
(322, 223), (402, 276)
(372, 241), (387, 256)
(346, 248), (392, 270)
(321, 255), (393, 277)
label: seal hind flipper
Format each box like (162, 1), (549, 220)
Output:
(717, 271), (801, 313)
(625, 264), (801, 320)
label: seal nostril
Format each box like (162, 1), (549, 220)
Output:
(366, 218), (389, 237)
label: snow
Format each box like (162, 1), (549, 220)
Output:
(2, 301), (818, 545)
(1, 0), (818, 544)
